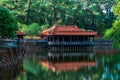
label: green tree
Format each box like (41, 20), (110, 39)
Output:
(0, 0), (116, 34)
(21, 23), (47, 38)
(0, 7), (18, 38)
(104, 0), (120, 48)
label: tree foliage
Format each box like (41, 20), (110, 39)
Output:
(0, 6), (18, 38)
(20, 23), (47, 38)
(104, 0), (120, 48)
(0, 0), (116, 33)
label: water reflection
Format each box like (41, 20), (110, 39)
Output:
(0, 65), (21, 80)
(16, 48), (120, 80)
(1, 46), (119, 80)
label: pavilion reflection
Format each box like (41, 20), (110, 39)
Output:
(40, 50), (96, 72)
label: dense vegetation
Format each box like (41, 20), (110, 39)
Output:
(0, 0), (120, 47)
(104, 0), (120, 48)
(0, 0), (116, 33)
(0, 7), (18, 38)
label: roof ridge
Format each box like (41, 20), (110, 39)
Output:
(41, 25), (97, 36)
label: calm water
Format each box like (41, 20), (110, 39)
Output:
(2, 48), (120, 80)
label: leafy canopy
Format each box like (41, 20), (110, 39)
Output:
(104, 0), (120, 48)
(20, 23), (47, 38)
(0, 0), (116, 33)
(0, 7), (18, 38)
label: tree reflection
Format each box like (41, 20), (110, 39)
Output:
(17, 53), (120, 80)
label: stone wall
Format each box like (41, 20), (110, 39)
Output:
(0, 47), (24, 70)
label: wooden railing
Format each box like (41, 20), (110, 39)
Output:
(48, 41), (92, 45)
(48, 40), (113, 45)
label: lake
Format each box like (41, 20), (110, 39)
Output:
(1, 48), (120, 80)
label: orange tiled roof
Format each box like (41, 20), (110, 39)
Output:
(41, 25), (97, 36)
(16, 31), (25, 35)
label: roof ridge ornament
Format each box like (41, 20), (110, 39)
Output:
(74, 25), (78, 28)
(51, 25), (57, 35)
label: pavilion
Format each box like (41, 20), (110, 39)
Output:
(41, 25), (97, 53)
(41, 25), (97, 43)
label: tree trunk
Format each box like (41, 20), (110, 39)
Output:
(52, 4), (56, 25)
(26, 0), (31, 25)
